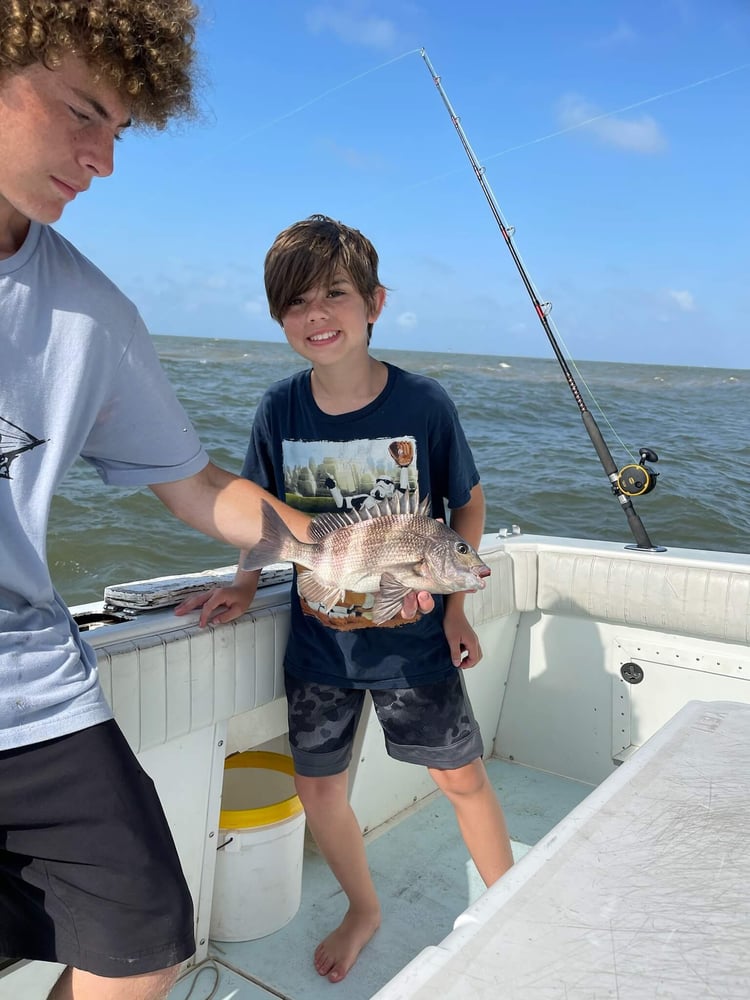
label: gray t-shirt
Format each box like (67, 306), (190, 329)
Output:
(0, 222), (208, 749)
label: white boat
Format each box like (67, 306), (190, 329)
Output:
(2, 525), (748, 999)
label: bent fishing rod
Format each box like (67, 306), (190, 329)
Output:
(420, 49), (664, 552)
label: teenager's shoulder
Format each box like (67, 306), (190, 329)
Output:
(43, 226), (130, 295)
(40, 225), (139, 322)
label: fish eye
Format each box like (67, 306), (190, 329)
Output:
(455, 542), (470, 555)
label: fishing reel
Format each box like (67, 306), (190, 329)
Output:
(616, 448), (659, 497)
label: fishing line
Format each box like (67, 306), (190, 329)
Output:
(196, 48), (421, 166)
(487, 234), (638, 466)
(503, 240), (638, 466)
(391, 60), (750, 197)
(420, 49), (666, 552)
(481, 226), (631, 457)
(481, 61), (750, 164)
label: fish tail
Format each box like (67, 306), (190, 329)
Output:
(241, 500), (302, 571)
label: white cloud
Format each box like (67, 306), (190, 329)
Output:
(306, 4), (399, 50)
(557, 94), (667, 154)
(397, 311), (418, 329)
(667, 289), (696, 312)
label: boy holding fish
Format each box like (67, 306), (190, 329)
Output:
(178, 214), (514, 983)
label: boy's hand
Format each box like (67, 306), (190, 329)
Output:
(174, 586), (252, 628)
(442, 602), (482, 668)
(401, 590), (435, 620)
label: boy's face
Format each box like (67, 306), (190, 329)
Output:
(280, 270), (385, 366)
(0, 54), (131, 252)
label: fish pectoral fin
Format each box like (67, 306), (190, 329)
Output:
(297, 571), (344, 612)
(371, 572), (413, 626)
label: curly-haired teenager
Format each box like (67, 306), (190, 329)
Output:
(177, 215), (514, 984)
(0, 6), (433, 999)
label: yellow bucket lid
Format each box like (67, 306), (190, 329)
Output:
(219, 750), (303, 829)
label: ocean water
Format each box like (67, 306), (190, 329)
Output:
(48, 335), (750, 607)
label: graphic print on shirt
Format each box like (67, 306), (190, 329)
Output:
(282, 435), (418, 628)
(0, 416), (45, 479)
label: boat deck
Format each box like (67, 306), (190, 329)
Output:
(169, 758), (592, 1000)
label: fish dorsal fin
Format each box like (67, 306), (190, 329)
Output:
(389, 491), (430, 516)
(309, 491), (430, 540)
(308, 509), (362, 539)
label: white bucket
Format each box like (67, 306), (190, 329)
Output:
(210, 750), (305, 942)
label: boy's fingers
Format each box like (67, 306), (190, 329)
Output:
(417, 591), (435, 614)
(458, 639), (482, 669)
(400, 593), (418, 619)
(400, 590), (435, 620)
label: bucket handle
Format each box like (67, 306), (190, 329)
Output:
(216, 836), (234, 851)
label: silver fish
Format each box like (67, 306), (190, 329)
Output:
(243, 494), (490, 625)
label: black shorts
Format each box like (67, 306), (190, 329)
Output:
(0, 720), (195, 977)
(285, 669), (484, 777)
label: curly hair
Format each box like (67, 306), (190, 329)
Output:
(0, 0), (200, 129)
(265, 215), (386, 343)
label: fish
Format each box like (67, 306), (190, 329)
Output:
(242, 493), (491, 625)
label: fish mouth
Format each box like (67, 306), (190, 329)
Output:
(462, 565), (490, 592)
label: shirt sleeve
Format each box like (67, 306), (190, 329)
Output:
(425, 380), (479, 510)
(240, 390), (277, 493)
(81, 315), (208, 486)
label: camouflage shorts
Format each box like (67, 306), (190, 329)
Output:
(284, 670), (484, 777)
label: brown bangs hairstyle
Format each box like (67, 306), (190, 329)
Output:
(265, 214), (384, 341)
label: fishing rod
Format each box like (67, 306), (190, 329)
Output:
(420, 49), (664, 552)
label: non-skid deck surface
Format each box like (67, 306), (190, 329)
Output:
(169, 759), (591, 1000)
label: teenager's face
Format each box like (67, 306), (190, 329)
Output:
(0, 54), (131, 246)
(280, 271), (385, 366)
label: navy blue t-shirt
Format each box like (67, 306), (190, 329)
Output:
(241, 362), (480, 689)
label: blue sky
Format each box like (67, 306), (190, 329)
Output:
(58, 0), (750, 367)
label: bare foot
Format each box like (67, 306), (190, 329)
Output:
(314, 906), (381, 983)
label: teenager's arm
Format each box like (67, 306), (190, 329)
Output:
(150, 461), (310, 548)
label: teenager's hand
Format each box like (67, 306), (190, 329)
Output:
(401, 590), (435, 620)
(174, 586), (252, 628)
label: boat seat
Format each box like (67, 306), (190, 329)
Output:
(511, 544), (750, 645)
